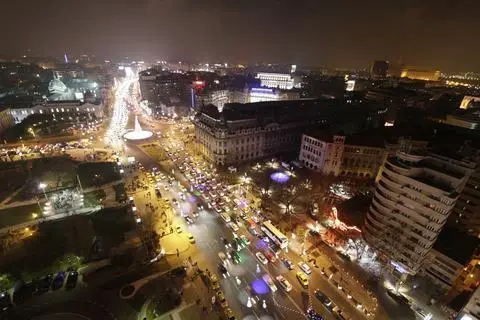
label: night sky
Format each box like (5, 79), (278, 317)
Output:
(1, 0), (479, 71)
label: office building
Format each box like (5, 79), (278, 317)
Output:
(371, 60), (389, 79)
(193, 100), (321, 166)
(364, 151), (475, 275)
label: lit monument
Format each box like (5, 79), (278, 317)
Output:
(123, 115), (153, 141)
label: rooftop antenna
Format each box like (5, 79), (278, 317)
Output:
(64, 53), (69, 63)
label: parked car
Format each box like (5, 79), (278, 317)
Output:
(51, 271), (66, 290)
(66, 270), (78, 289)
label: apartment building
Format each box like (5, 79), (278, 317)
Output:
(364, 151), (475, 275)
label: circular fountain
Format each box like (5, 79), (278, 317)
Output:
(123, 115), (153, 141)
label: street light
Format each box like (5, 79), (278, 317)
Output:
(38, 183), (48, 200)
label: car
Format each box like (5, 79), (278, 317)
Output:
(386, 289), (410, 305)
(307, 308), (324, 320)
(227, 222), (239, 232)
(209, 274), (220, 290)
(263, 250), (277, 263)
(187, 233), (195, 244)
(0, 292), (12, 312)
(314, 290), (334, 311)
(224, 307), (236, 320)
(175, 226), (182, 234)
(216, 290), (228, 308)
(65, 270), (78, 289)
(296, 272), (309, 288)
(298, 262), (312, 274)
(231, 251), (241, 264)
(218, 263), (229, 277)
(192, 211), (199, 218)
(218, 251), (228, 264)
(281, 258), (294, 270)
(240, 234), (250, 245)
(276, 275), (292, 292)
(51, 271), (65, 290)
(262, 274), (277, 292)
(184, 216), (194, 224)
(256, 252), (268, 265)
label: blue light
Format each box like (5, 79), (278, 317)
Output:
(270, 171), (290, 184)
(251, 87), (273, 93)
(251, 278), (270, 295)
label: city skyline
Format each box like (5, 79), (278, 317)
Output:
(2, 0), (480, 72)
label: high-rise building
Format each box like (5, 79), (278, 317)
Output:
(371, 60), (389, 79)
(364, 151), (475, 275)
(450, 163), (480, 236)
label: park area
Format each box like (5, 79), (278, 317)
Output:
(77, 161), (122, 188)
(0, 205), (136, 288)
(138, 143), (168, 162)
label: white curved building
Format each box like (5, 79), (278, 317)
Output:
(364, 151), (475, 275)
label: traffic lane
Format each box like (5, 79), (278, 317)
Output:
(284, 248), (367, 319)
(187, 214), (305, 320)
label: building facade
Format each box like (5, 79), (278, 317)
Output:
(0, 107), (14, 134)
(298, 132), (386, 179)
(193, 100), (320, 166)
(9, 101), (103, 124)
(256, 73), (301, 90)
(450, 164), (480, 236)
(364, 151), (474, 275)
(298, 133), (345, 175)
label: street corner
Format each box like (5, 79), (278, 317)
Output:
(160, 232), (191, 255)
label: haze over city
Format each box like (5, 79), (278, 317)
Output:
(2, 0), (480, 71)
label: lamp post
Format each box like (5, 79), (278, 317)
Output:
(38, 183), (48, 201)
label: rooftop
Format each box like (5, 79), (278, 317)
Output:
(433, 226), (479, 265)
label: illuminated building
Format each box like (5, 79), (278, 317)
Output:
(193, 100), (321, 166)
(460, 96), (480, 110)
(371, 60), (389, 79)
(0, 107), (14, 134)
(364, 151), (474, 275)
(299, 131), (386, 179)
(10, 101), (103, 124)
(421, 226), (479, 295)
(256, 72), (301, 90)
(400, 67), (441, 81)
(195, 88), (300, 112)
(298, 132), (345, 175)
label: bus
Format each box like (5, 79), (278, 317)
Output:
(261, 220), (288, 249)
